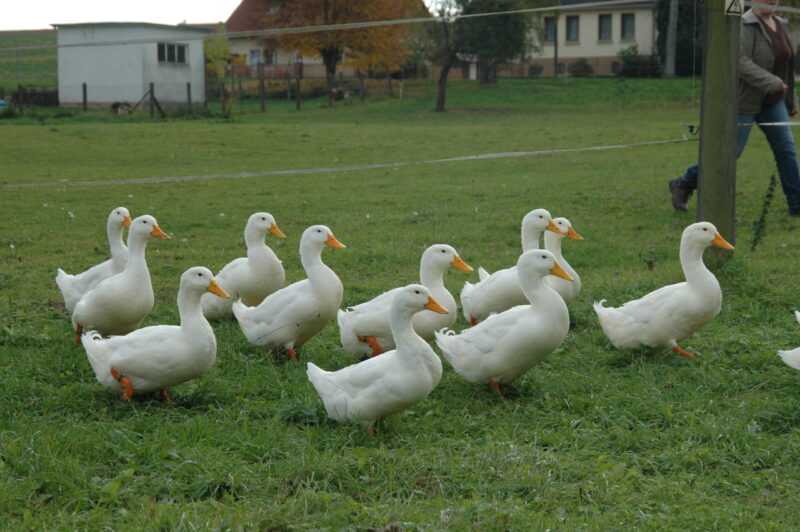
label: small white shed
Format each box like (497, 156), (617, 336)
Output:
(53, 22), (210, 106)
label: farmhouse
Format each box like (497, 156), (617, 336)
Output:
(53, 22), (210, 106)
(225, 0), (330, 79)
(527, 0), (658, 77)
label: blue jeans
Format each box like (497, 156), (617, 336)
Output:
(678, 100), (800, 213)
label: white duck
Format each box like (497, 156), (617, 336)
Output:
(437, 250), (572, 398)
(778, 311), (800, 370)
(202, 212), (286, 320)
(593, 221), (734, 359)
(56, 207), (132, 314)
(543, 217), (584, 305)
(308, 284), (448, 433)
(71, 214), (170, 341)
(461, 208), (560, 325)
(233, 224), (345, 361)
(81, 266), (229, 401)
(338, 244), (472, 357)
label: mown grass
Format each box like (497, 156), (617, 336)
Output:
(1, 78), (800, 530)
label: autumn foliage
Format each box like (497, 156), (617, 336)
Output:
(266, 0), (428, 90)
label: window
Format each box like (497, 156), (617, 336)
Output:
(544, 17), (556, 43)
(598, 14), (612, 41)
(157, 42), (188, 64)
(566, 16), (579, 43)
(621, 13), (635, 41)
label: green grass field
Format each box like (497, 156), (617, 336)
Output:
(2, 79), (800, 530)
(0, 30), (56, 93)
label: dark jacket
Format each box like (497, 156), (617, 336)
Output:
(739, 10), (797, 115)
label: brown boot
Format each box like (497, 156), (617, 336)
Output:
(669, 179), (692, 212)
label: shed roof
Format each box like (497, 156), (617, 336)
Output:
(51, 22), (212, 33)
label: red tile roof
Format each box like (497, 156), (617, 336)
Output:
(226, 0), (274, 33)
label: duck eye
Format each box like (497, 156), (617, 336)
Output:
(197, 272), (202, 277)
(414, 290), (420, 294)
(440, 249), (446, 253)
(702, 228), (708, 231)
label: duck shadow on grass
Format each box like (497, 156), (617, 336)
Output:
(603, 346), (695, 369)
(90, 388), (229, 414)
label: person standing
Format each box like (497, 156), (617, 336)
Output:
(669, 1), (800, 217)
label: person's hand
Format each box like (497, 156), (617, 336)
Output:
(781, 81), (789, 94)
(791, 109), (798, 117)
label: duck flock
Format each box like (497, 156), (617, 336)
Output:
(55, 207), (800, 433)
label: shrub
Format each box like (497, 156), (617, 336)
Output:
(617, 45), (662, 78)
(568, 58), (594, 77)
(528, 63), (544, 77)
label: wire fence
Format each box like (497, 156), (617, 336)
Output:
(1, 1), (800, 119)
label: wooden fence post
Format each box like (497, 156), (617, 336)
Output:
(82, 82), (87, 111)
(697, 0), (740, 254)
(149, 82), (155, 118)
(259, 63), (266, 112)
(553, 13), (559, 78)
(186, 82), (192, 113)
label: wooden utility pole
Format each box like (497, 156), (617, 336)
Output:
(664, 0), (679, 76)
(697, 0), (740, 249)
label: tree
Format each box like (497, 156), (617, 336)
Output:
(346, 3), (427, 98)
(427, 0), (461, 112)
(204, 25), (232, 116)
(656, 0), (704, 76)
(204, 23), (230, 79)
(268, 0), (425, 95)
(456, 0), (532, 84)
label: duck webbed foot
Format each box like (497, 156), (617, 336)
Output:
(110, 368), (135, 401)
(488, 378), (505, 399)
(671, 344), (696, 359)
(358, 335), (384, 357)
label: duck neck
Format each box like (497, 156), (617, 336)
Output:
(680, 241), (714, 288)
(522, 226), (543, 252)
(543, 232), (564, 261)
(245, 227), (273, 266)
(300, 240), (325, 275)
(420, 255), (446, 291)
(125, 232), (150, 274)
(301, 240), (339, 300)
(108, 221), (126, 256)
(390, 306), (427, 352)
(521, 274), (559, 308)
(178, 287), (208, 331)
(244, 225), (265, 251)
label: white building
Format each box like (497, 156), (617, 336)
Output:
(54, 22), (210, 106)
(529, 0), (658, 76)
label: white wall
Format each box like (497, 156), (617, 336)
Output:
(534, 7), (656, 59)
(57, 24), (207, 105)
(229, 37), (325, 66)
